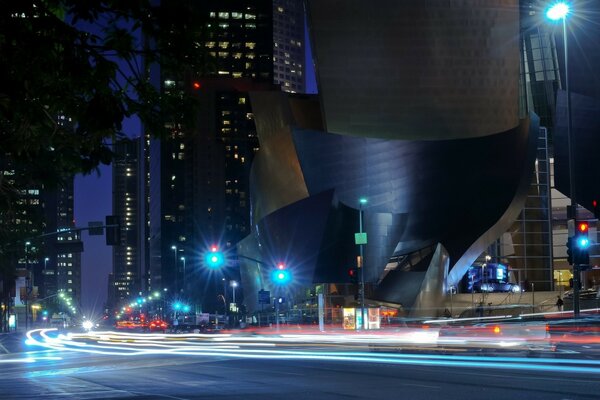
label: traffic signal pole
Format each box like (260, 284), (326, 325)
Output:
(359, 203), (366, 330)
(561, 10), (580, 318)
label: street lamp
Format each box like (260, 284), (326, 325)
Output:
(44, 257), (49, 270)
(230, 280), (238, 305)
(171, 245), (177, 292)
(180, 256), (186, 293)
(358, 197), (367, 330)
(546, 1), (579, 316)
(24, 241), (31, 330)
(222, 277), (226, 295)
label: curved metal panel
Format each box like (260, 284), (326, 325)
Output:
(306, 0), (520, 140)
(248, 92), (310, 224)
(292, 115), (538, 281)
(239, 113), (538, 311)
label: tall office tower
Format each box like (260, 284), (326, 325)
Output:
(148, 0), (273, 311)
(110, 139), (143, 309)
(0, 161), (45, 329)
(0, 154), (81, 327)
(273, 0), (305, 93)
(40, 180), (80, 306)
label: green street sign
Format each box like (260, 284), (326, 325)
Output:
(354, 232), (367, 245)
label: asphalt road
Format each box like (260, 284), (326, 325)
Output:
(1, 349), (599, 399)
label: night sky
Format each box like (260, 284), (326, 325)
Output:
(76, 23), (318, 314)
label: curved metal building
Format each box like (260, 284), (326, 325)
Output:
(237, 0), (539, 315)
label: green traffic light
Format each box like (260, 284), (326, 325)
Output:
(205, 246), (225, 268)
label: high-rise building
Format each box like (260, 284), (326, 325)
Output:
(273, 0), (305, 93)
(110, 138), (143, 309)
(0, 155), (81, 327)
(40, 181), (80, 304)
(147, 0), (274, 311)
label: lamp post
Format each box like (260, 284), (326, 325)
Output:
(230, 280), (238, 305)
(180, 256), (186, 293)
(546, 2), (579, 316)
(358, 198), (367, 330)
(25, 241), (31, 331)
(171, 245), (177, 292)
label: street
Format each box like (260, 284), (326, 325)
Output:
(0, 327), (599, 399)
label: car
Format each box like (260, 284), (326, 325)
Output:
(148, 319), (168, 332)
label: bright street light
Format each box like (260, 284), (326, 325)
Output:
(180, 256), (186, 292)
(546, 0), (578, 316)
(357, 197), (367, 330)
(230, 280), (238, 304)
(546, 2), (569, 20)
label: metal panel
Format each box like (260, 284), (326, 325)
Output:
(306, 0), (520, 140)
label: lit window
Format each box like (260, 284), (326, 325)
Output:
(218, 12), (229, 19)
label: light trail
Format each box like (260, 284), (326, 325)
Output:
(22, 328), (600, 375)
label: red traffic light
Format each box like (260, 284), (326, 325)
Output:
(348, 268), (356, 277)
(192, 81), (201, 90)
(277, 263), (285, 270)
(578, 222), (589, 233)
(594, 200), (598, 208)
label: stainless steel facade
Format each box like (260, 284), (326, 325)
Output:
(238, 0), (540, 315)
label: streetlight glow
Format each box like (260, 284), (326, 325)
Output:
(546, 2), (569, 20)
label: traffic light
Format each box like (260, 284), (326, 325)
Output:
(566, 237), (574, 265)
(348, 267), (358, 284)
(574, 221), (590, 266)
(271, 263), (291, 285)
(593, 200), (599, 219)
(204, 245), (225, 268)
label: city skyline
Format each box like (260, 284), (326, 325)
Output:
(75, 14), (318, 313)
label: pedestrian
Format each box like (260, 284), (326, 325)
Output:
(556, 295), (564, 311)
